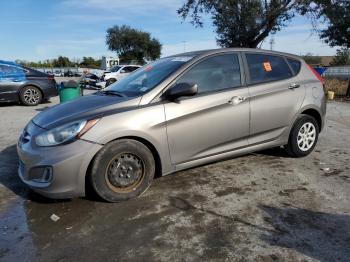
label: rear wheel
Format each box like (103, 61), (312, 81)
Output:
(285, 115), (319, 157)
(90, 139), (155, 202)
(105, 78), (116, 87)
(20, 86), (42, 106)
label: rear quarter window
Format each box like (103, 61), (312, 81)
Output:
(287, 58), (301, 75)
(245, 53), (293, 85)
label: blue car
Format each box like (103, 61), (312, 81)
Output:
(0, 60), (58, 106)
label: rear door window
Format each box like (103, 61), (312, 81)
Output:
(245, 53), (293, 85)
(123, 66), (139, 73)
(176, 53), (241, 94)
(287, 58), (301, 75)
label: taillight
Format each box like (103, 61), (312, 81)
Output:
(307, 64), (325, 84)
(48, 75), (55, 80)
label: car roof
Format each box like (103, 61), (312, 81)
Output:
(167, 48), (302, 60)
(0, 60), (22, 67)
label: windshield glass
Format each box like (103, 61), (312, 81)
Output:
(110, 66), (122, 72)
(105, 56), (193, 97)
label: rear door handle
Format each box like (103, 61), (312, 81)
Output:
(289, 83), (300, 89)
(228, 96), (246, 105)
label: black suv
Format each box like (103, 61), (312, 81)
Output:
(0, 60), (58, 106)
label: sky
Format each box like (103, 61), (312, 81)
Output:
(0, 0), (337, 62)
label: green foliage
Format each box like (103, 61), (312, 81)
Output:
(80, 57), (101, 68)
(330, 48), (350, 66)
(300, 0), (350, 48)
(178, 0), (302, 48)
(106, 25), (161, 64)
(16, 56), (102, 69)
(52, 56), (72, 67)
(301, 53), (322, 65)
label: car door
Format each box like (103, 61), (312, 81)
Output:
(244, 53), (305, 144)
(163, 53), (250, 165)
(0, 63), (26, 101)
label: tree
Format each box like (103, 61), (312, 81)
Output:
(52, 56), (72, 67)
(106, 25), (161, 64)
(300, 0), (350, 48)
(80, 57), (101, 68)
(178, 0), (305, 48)
(302, 53), (322, 65)
(330, 48), (350, 66)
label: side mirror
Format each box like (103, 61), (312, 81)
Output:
(120, 69), (126, 74)
(165, 82), (198, 101)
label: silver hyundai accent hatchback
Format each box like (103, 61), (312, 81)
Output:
(18, 48), (326, 202)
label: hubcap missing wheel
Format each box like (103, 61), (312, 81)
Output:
(106, 153), (144, 192)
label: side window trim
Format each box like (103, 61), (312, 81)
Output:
(242, 52), (295, 86)
(172, 52), (245, 97)
(286, 57), (302, 76)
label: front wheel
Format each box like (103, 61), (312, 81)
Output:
(90, 139), (155, 202)
(285, 115), (319, 157)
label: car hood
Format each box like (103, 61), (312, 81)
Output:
(32, 93), (141, 129)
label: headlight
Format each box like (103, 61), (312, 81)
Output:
(35, 119), (99, 147)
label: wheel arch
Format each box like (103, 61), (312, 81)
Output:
(300, 108), (322, 131)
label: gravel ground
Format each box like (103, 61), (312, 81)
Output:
(0, 95), (349, 262)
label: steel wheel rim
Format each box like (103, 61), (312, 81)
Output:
(297, 122), (316, 151)
(24, 88), (40, 104)
(105, 153), (145, 193)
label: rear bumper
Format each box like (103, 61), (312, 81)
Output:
(17, 132), (102, 199)
(42, 83), (58, 99)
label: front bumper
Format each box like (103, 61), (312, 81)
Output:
(17, 122), (102, 199)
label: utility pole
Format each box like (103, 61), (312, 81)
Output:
(269, 37), (275, 51)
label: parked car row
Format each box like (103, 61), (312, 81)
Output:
(81, 64), (141, 89)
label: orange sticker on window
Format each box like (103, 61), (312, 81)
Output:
(263, 62), (272, 72)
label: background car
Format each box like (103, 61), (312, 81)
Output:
(0, 60), (58, 106)
(53, 69), (63, 77)
(102, 64), (141, 87)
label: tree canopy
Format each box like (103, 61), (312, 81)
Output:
(330, 48), (350, 66)
(178, 0), (304, 48)
(300, 0), (350, 48)
(106, 25), (162, 64)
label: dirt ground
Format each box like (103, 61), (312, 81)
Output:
(0, 95), (349, 262)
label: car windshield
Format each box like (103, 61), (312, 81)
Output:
(105, 56), (193, 97)
(110, 66), (122, 72)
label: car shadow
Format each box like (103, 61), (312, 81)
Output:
(259, 204), (350, 262)
(0, 102), (19, 107)
(255, 147), (291, 158)
(0, 144), (67, 203)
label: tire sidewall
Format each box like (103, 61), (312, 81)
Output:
(20, 86), (42, 106)
(288, 115), (319, 157)
(90, 139), (155, 202)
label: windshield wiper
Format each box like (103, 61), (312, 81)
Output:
(97, 90), (125, 97)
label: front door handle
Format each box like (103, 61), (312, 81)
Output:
(228, 96), (246, 105)
(289, 83), (300, 89)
